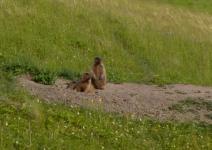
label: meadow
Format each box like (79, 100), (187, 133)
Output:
(0, 0), (212, 84)
(0, 0), (212, 149)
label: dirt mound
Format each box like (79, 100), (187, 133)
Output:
(18, 75), (212, 124)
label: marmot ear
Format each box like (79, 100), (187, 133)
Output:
(94, 56), (100, 59)
(94, 56), (102, 61)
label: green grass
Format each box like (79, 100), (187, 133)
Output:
(0, 73), (211, 149)
(0, 0), (212, 149)
(152, 0), (212, 14)
(0, 0), (212, 85)
(1, 100), (212, 149)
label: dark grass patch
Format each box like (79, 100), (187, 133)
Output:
(2, 63), (39, 76)
(33, 70), (57, 85)
(202, 101), (212, 111)
(2, 63), (57, 85)
(58, 69), (81, 81)
(169, 97), (212, 113)
(1, 63), (81, 85)
(205, 114), (212, 120)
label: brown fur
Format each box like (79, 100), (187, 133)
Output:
(73, 72), (94, 93)
(91, 57), (107, 89)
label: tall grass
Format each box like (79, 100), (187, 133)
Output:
(0, 0), (212, 84)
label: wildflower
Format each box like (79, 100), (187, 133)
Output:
(5, 121), (8, 126)
(200, 135), (203, 139)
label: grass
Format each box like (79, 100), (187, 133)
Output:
(0, 73), (212, 149)
(169, 97), (212, 113)
(1, 100), (212, 149)
(0, 0), (212, 85)
(0, 0), (212, 149)
(152, 0), (212, 14)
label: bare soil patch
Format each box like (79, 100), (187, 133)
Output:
(18, 75), (212, 124)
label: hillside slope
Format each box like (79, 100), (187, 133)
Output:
(0, 0), (212, 85)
